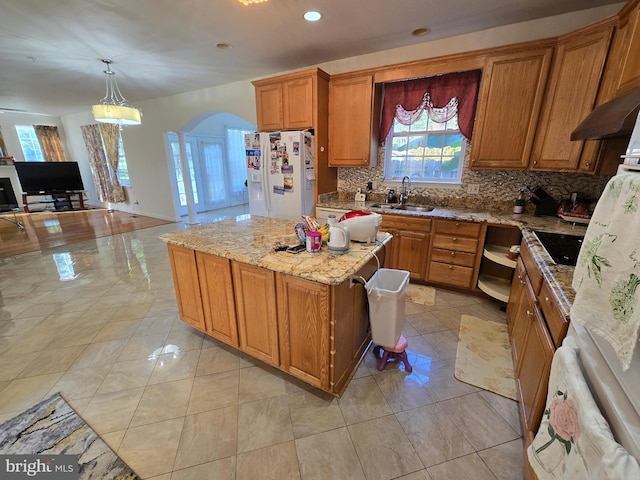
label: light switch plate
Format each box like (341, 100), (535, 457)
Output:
(355, 193), (366, 202)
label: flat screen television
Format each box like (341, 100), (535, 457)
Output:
(14, 161), (85, 194)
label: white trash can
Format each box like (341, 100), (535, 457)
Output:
(365, 268), (410, 348)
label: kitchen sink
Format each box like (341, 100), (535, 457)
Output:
(369, 203), (434, 212)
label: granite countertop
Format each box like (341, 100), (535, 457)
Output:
(159, 215), (391, 286)
(318, 198), (587, 318)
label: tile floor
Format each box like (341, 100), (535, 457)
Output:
(0, 206), (523, 479)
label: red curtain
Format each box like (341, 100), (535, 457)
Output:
(379, 69), (482, 142)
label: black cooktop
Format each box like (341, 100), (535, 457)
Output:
(533, 231), (584, 266)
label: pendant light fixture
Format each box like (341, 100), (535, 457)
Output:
(92, 59), (142, 126)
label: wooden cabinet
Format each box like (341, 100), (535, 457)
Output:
(427, 219), (484, 290)
(516, 303), (555, 438)
(276, 273), (330, 389)
(253, 68), (328, 131)
(196, 252), (238, 347)
(469, 47), (553, 169)
(616, 1), (640, 95)
(538, 279), (569, 348)
(530, 26), (612, 171)
(167, 245), (206, 331)
(232, 262), (280, 366)
(328, 74), (378, 167)
(380, 214), (431, 281)
(253, 68), (336, 198)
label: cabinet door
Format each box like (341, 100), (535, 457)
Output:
(506, 257), (526, 334)
(469, 47), (552, 169)
(516, 305), (555, 436)
(530, 28), (612, 171)
(196, 252), (238, 347)
(618, 4), (640, 95)
(393, 230), (430, 281)
(255, 83), (283, 131)
(511, 274), (536, 370)
(167, 245), (206, 331)
(328, 74), (374, 167)
(380, 227), (398, 269)
(283, 76), (314, 129)
(276, 273), (330, 389)
(232, 262), (279, 366)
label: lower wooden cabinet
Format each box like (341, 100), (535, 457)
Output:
(380, 214), (431, 281)
(427, 219), (484, 289)
(196, 252), (238, 347)
(165, 243), (375, 396)
(167, 244), (206, 331)
(276, 274), (330, 389)
(232, 262), (280, 366)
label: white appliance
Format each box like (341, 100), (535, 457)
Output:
(563, 163), (640, 460)
(245, 131), (315, 220)
(338, 212), (382, 243)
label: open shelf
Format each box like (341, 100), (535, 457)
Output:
(477, 273), (512, 303)
(483, 244), (517, 268)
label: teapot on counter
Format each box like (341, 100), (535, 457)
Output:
(327, 224), (350, 255)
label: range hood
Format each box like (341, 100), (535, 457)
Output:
(571, 86), (640, 140)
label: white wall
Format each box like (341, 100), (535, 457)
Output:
(5, 3), (623, 221)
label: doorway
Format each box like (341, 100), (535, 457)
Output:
(166, 112), (255, 218)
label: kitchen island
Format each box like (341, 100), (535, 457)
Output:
(160, 215), (391, 396)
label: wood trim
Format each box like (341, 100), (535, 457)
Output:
(252, 67), (329, 86)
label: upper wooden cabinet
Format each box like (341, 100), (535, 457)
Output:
(616, 1), (640, 95)
(328, 74), (378, 167)
(253, 68), (329, 132)
(469, 47), (553, 169)
(530, 26), (613, 171)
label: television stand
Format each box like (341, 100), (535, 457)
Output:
(22, 192), (86, 213)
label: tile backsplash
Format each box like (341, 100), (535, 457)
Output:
(335, 144), (612, 214)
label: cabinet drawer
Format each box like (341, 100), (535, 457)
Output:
(520, 240), (543, 294)
(432, 234), (478, 253)
(381, 214), (431, 232)
(428, 262), (474, 288)
(434, 219), (482, 237)
(538, 280), (568, 348)
(430, 248), (476, 267)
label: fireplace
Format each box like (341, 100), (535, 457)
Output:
(0, 177), (19, 211)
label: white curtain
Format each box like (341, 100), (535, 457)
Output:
(226, 128), (251, 206)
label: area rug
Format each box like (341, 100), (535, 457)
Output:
(0, 393), (140, 479)
(406, 283), (436, 306)
(454, 314), (517, 400)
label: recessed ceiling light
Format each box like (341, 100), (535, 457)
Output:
(412, 27), (430, 37)
(216, 43), (233, 50)
(304, 11), (322, 22)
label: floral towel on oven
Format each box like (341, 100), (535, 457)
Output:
(528, 346), (640, 479)
(571, 172), (640, 371)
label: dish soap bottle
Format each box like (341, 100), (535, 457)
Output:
(513, 187), (526, 214)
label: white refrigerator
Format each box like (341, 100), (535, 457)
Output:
(245, 130), (316, 220)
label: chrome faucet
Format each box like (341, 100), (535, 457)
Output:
(400, 176), (411, 204)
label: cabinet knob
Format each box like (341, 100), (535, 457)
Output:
(545, 296), (550, 303)
(526, 309), (534, 317)
(455, 222), (460, 227)
(452, 237), (457, 242)
(585, 162), (591, 168)
(448, 265), (453, 269)
(533, 161), (538, 165)
(450, 251), (455, 256)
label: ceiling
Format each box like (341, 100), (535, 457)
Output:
(0, 0), (624, 117)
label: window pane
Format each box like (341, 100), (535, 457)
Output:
(117, 135), (131, 186)
(383, 106), (464, 183)
(15, 126), (44, 161)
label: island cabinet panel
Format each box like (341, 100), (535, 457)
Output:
(469, 46), (553, 169)
(167, 245), (206, 331)
(196, 252), (238, 347)
(232, 262), (280, 366)
(530, 27), (612, 171)
(276, 274), (330, 389)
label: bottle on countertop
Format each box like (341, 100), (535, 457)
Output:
(513, 187), (526, 214)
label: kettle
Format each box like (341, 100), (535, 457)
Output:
(327, 224), (350, 254)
